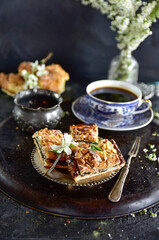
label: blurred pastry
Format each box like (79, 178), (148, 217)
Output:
(0, 53), (69, 96)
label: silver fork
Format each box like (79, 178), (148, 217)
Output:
(108, 136), (141, 202)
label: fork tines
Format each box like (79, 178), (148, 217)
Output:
(128, 136), (141, 157)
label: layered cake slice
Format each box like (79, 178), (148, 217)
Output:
(32, 124), (125, 182)
(70, 123), (98, 142)
(66, 139), (125, 182)
(32, 128), (68, 168)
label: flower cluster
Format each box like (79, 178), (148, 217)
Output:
(78, 0), (159, 81)
(51, 133), (77, 155)
(30, 60), (48, 77)
(21, 60), (48, 89)
(143, 143), (159, 163)
(21, 70), (39, 89)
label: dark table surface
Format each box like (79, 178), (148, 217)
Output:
(0, 1), (159, 239)
(0, 82), (159, 240)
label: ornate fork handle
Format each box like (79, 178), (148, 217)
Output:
(108, 156), (132, 203)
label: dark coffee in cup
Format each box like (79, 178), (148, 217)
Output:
(86, 80), (152, 118)
(90, 87), (138, 103)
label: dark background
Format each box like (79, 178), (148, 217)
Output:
(0, 0), (159, 87)
(0, 1), (159, 240)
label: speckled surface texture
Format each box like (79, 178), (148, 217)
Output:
(0, 191), (159, 240)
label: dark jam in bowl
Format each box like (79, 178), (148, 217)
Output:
(90, 87), (137, 103)
(18, 94), (59, 109)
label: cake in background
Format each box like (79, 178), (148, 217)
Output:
(0, 52), (69, 96)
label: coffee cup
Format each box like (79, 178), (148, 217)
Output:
(86, 80), (152, 118)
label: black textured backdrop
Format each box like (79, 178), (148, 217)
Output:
(0, 0), (159, 85)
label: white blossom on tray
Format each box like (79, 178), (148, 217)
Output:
(51, 133), (77, 155)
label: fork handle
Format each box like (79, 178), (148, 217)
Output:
(108, 164), (130, 203)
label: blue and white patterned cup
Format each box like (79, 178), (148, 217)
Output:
(86, 80), (152, 118)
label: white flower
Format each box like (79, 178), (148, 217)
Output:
(36, 64), (48, 77)
(22, 72), (39, 89)
(31, 60), (39, 72)
(51, 133), (77, 155)
(149, 144), (155, 149)
(146, 153), (157, 161)
(31, 59), (48, 76)
(152, 148), (157, 152)
(21, 69), (28, 80)
(130, 213), (135, 217)
(150, 211), (157, 218)
(29, 74), (38, 81)
(143, 148), (148, 153)
(21, 60), (48, 89)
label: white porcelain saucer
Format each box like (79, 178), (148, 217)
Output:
(72, 95), (153, 131)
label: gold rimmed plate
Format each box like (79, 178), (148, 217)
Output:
(31, 147), (121, 187)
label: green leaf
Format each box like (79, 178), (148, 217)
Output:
(53, 150), (60, 156)
(139, 209), (147, 215)
(69, 143), (75, 148)
(92, 142), (99, 145)
(62, 111), (70, 117)
(149, 211), (157, 218)
(91, 145), (102, 151)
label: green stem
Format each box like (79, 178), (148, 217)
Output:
(115, 50), (133, 81)
(40, 52), (53, 64)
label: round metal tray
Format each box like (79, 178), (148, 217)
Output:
(0, 106), (159, 218)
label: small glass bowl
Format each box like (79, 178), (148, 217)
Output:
(13, 88), (63, 132)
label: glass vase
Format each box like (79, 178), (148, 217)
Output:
(108, 55), (139, 84)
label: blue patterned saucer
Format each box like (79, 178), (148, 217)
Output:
(72, 95), (153, 131)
